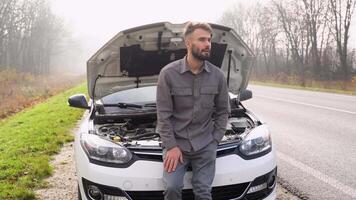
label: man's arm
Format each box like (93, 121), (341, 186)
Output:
(156, 69), (183, 173)
(213, 73), (231, 143)
(156, 69), (177, 150)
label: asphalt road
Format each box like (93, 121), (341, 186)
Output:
(243, 84), (356, 200)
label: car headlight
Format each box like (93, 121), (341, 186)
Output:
(80, 133), (132, 164)
(239, 124), (272, 158)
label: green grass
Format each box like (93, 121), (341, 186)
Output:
(250, 80), (356, 96)
(0, 83), (87, 200)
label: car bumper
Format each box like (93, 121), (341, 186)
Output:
(76, 139), (277, 200)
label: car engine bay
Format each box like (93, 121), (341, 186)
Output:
(92, 111), (257, 148)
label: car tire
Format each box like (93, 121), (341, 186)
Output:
(78, 184), (82, 200)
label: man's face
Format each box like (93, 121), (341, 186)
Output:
(186, 28), (212, 61)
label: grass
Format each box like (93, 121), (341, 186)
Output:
(0, 83), (87, 200)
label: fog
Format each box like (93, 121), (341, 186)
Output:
(49, 0), (356, 76)
(49, 0), (242, 74)
(1, 0), (356, 117)
(1, 0), (355, 76)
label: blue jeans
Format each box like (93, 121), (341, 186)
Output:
(162, 141), (217, 200)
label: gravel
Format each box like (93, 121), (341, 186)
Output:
(35, 142), (78, 200)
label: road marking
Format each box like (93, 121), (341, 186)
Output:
(248, 85), (356, 102)
(277, 151), (356, 198)
(256, 95), (356, 115)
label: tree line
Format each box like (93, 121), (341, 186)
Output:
(219, 0), (356, 83)
(0, 0), (74, 75)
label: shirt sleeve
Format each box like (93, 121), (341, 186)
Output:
(156, 69), (177, 150)
(213, 72), (231, 143)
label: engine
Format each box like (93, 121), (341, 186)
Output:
(93, 116), (255, 147)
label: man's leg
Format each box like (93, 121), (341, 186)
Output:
(162, 149), (188, 200)
(190, 141), (217, 200)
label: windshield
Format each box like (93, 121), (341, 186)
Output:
(100, 86), (157, 105)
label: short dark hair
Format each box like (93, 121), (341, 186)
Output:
(183, 21), (212, 39)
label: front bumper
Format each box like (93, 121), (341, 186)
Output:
(76, 140), (277, 200)
(80, 168), (276, 200)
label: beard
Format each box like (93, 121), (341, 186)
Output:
(191, 44), (211, 61)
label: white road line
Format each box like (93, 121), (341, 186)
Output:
(248, 85), (356, 102)
(255, 95), (356, 115)
(278, 151), (356, 198)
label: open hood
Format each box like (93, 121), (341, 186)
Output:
(87, 22), (254, 99)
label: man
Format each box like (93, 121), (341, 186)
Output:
(156, 22), (230, 200)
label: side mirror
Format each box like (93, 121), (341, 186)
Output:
(68, 94), (90, 109)
(240, 90), (252, 101)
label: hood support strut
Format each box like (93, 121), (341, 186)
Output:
(227, 49), (233, 87)
(157, 31), (162, 51)
(92, 74), (102, 99)
(135, 77), (141, 88)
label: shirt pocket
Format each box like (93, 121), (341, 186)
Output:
(171, 87), (193, 96)
(200, 86), (218, 108)
(171, 87), (193, 109)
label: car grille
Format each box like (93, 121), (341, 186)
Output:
(125, 182), (249, 200)
(132, 144), (237, 162)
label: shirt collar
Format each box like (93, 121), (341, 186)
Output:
(180, 56), (211, 74)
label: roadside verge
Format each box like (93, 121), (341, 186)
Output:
(0, 83), (86, 199)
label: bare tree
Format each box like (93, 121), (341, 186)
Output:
(0, 0), (17, 68)
(302, 0), (329, 79)
(219, 0), (356, 83)
(328, 0), (356, 80)
(219, 3), (249, 39)
(218, 3), (264, 77)
(0, 0), (72, 75)
(273, 0), (311, 85)
(256, 4), (281, 76)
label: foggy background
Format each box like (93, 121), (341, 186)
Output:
(1, 0), (355, 80)
(2, 1), (356, 199)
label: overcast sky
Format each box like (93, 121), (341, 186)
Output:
(50, 0), (241, 44)
(50, 0), (356, 53)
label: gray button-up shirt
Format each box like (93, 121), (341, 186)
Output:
(156, 57), (230, 152)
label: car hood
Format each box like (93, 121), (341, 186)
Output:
(87, 22), (254, 99)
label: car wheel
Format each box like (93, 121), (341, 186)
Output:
(78, 184), (82, 200)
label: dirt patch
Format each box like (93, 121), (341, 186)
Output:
(277, 184), (302, 200)
(35, 142), (78, 200)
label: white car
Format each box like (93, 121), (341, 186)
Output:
(68, 22), (277, 200)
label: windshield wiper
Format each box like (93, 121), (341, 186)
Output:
(103, 102), (143, 108)
(144, 103), (156, 107)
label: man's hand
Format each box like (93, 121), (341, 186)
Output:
(163, 147), (183, 173)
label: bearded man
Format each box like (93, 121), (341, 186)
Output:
(156, 21), (230, 200)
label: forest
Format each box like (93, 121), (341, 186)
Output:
(219, 0), (356, 85)
(1, 0), (355, 118)
(0, 0), (84, 118)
